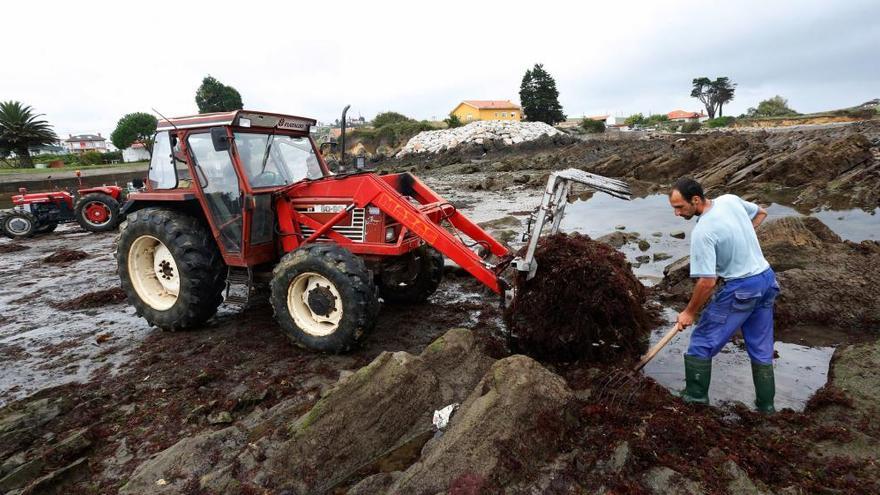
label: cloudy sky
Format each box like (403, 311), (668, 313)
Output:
(2, 0), (877, 137)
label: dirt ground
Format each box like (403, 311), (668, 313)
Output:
(1, 122), (879, 494)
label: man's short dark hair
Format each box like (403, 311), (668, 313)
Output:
(671, 178), (705, 201)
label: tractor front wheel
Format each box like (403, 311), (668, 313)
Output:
(75, 193), (120, 232)
(1, 211), (38, 239)
(377, 244), (444, 304)
(117, 208), (227, 330)
(270, 244), (379, 353)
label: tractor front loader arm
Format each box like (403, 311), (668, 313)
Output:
(280, 173), (511, 294)
(512, 168), (631, 279)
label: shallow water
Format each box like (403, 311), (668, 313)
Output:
(642, 310), (833, 411)
(560, 194), (879, 281)
(556, 193), (877, 411)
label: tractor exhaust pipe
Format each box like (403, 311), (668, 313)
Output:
(340, 104), (350, 168)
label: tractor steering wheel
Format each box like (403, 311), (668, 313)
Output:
(251, 171), (281, 188)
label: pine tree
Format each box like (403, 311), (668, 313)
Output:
(519, 64), (566, 125)
(195, 75), (243, 114)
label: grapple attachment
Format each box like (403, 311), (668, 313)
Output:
(511, 168), (631, 279)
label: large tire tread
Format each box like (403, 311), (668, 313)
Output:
(378, 245), (444, 304)
(270, 243), (379, 353)
(75, 193), (120, 233)
(116, 208), (226, 330)
(1, 210), (37, 239)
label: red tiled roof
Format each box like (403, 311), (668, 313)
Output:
(667, 110), (706, 119)
(461, 100), (521, 110)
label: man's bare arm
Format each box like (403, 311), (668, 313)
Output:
(752, 207), (768, 229)
(676, 277), (717, 330)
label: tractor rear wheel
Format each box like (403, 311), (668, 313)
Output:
(1, 211), (38, 239)
(377, 244), (444, 304)
(270, 244), (379, 353)
(117, 208), (226, 330)
(75, 193), (120, 232)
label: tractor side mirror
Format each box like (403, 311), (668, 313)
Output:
(211, 127), (230, 152)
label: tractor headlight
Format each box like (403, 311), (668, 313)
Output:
(385, 226), (396, 242)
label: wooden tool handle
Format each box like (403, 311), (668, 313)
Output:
(633, 324), (681, 372)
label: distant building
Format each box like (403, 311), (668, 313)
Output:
(667, 110), (709, 123)
(65, 133), (108, 153)
(587, 115), (628, 127)
(450, 100), (522, 123)
(28, 143), (67, 156)
(122, 142), (151, 162)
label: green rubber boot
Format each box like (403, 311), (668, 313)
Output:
(679, 355), (712, 405)
(752, 362), (776, 414)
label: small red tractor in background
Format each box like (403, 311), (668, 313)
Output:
(1, 171), (128, 238)
(116, 109), (629, 352)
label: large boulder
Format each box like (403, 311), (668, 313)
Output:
(118, 329), (580, 495)
(129, 329), (492, 494)
(262, 328), (493, 494)
(119, 426), (248, 494)
(387, 355), (575, 494)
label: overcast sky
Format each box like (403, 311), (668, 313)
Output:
(2, 0), (877, 137)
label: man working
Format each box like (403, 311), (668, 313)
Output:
(668, 178), (780, 413)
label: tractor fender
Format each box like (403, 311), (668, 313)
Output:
(120, 197), (204, 222)
(78, 186), (123, 200)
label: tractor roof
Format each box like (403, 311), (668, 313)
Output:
(157, 110), (317, 132)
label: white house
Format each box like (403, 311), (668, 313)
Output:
(65, 133), (108, 153)
(122, 142), (151, 162)
(587, 115), (628, 127)
(667, 110), (709, 123)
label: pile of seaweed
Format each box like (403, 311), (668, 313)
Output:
(53, 287), (127, 310)
(504, 233), (656, 362)
(43, 249), (88, 263)
(0, 242), (30, 254)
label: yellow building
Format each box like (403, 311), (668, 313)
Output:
(450, 100), (523, 123)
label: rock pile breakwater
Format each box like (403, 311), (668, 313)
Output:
(397, 120), (561, 156)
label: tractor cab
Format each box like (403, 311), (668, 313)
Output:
(132, 110), (328, 265)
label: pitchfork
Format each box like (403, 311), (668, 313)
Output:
(594, 323), (683, 408)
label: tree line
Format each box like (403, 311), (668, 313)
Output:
(0, 70), (838, 169)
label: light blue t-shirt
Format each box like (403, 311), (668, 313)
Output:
(689, 194), (770, 280)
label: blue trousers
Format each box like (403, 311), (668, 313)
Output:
(687, 268), (779, 365)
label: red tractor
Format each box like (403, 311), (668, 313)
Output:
(116, 109), (630, 352)
(1, 173), (126, 238)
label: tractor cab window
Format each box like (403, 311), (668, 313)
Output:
(148, 132), (177, 189)
(234, 133), (324, 188)
(187, 133), (243, 252)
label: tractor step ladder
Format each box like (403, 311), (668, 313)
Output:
(225, 267), (254, 306)
(511, 168), (631, 279)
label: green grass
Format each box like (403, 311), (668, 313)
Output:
(0, 162), (148, 175)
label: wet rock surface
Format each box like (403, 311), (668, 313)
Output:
(0, 122), (878, 493)
(389, 120), (880, 211)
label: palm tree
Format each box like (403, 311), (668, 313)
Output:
(0, 101), (58, 168)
